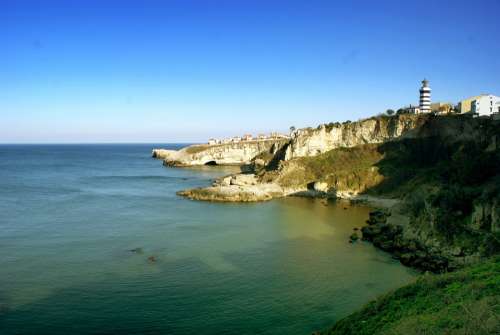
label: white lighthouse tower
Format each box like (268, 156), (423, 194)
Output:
(419, 79), (431, 113)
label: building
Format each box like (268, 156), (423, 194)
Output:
(268, 132), (289, 139)
(418, 79), (431, 113)
(231, 136), (241, 143)
(458, 95), (483, 114)
(471, 95), (500, 116)
(242, 134), (253, 141)
(207, 139), (217, 145)
(431, 102), (453, 114)
(257, 134), (267, 140)
(404, 104), (420, 114)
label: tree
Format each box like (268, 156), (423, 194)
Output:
(396, 108), (406, 115)
(290, 126), (296, 133)
(386, 109), (395, 115)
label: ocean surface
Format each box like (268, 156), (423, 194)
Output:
(0, 144), (417, 335)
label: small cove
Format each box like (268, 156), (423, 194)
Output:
(0, 144), (417, 334)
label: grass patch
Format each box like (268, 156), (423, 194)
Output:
(274, 144), (386, 191)
(183, 145), (210, 154)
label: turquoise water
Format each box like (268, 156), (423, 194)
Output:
(0, 144), (416, 334)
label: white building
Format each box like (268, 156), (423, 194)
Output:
(257, 134), (267, 140)
(207, 139), (217, 145)
(418, 79), (431, 113)
(406, 105), (420, 114)
(471, 94), (500, 116)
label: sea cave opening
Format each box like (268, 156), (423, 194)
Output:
(204, 160), (217, 166)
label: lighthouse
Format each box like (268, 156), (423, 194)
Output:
(419, 79), (431, 113)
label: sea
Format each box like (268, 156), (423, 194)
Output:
(0, 144), (416, 335)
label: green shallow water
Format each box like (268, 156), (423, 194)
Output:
(0, 144), (417, 335)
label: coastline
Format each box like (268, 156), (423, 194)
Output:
(172, 169), (479, 274)
(152, 113), (500, 333)
(155, 114), (499, 276)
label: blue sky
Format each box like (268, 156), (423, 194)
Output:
(2, 0), (499, 143)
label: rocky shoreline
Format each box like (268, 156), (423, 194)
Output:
(179, 171), (483, 273)
(361, 209), (460, 272)
(154, 114), (499, 274)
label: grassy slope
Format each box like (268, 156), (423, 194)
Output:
(271, 144), (386, 192)
(270, 139), (442, 198)
(318, 257), (500, 335)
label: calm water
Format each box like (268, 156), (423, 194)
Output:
(0, 144), (416, 335)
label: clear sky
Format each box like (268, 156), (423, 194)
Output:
(2, 0), (500, 143)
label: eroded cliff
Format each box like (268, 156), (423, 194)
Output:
(153, 139), (288, 166)
(284, 114), (429, 160)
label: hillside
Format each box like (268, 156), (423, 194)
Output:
(259, 114), (500, 271)
(316, 256), (500, 335)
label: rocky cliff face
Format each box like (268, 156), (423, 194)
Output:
(471, 198), (500, 233)
(152, 139), (288, 166)
(168, 114), (500, 274)
(284, 114), (428, 160)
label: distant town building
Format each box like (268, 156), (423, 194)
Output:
(457, 95), (484, 114)
(206, 132), (289, 146)
(471, 94), (500, 116)
(269, 132), (289, 139)
(404, 104), (420, 114)
(419, 79), (431, 113)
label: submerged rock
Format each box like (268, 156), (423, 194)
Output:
(129, 247), (143, 254)
(349, 232), (359, 242)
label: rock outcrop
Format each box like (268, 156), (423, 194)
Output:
(471, 199), (500, 233)
(178, 173), (289, 202)
(151, 149), (172, 159)
(361, 209), (484, 273)
(284, 114), (428, 160)
(153, 139), (288, 166)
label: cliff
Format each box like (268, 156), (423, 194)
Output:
(153, 114), (431, 167)
(152, 113), (500, 334)
(284, 114), (428, 160)
(152, 139), (288, 166)
(175, 114), (500, 273)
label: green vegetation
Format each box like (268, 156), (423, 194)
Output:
(269, 115), (500, 262)
(184, 144), (210, 154)
(274, 144), (385, 191)
(279, 115), (500, 334)
(317, 257), (500, 335)
(303, 115), (500, 333)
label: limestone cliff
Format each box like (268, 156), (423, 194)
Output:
(152, 139), (288, 166)
(284, 114), (428, 160)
